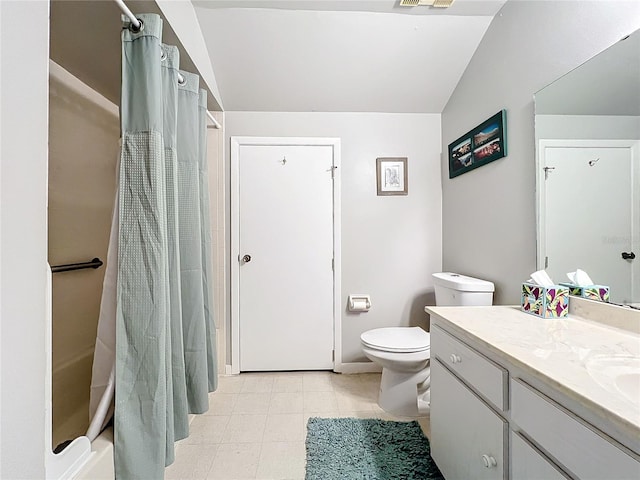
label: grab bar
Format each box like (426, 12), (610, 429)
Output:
(51, 258), (103, 273)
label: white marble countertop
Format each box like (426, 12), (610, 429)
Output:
(425, 304), (640, 444)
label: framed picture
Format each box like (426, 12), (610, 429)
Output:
(448, 110), (507, 179)
(376, 157), (408, 196)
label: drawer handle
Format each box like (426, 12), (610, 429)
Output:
(482, 454), (497, 468)
(449, 354), (462, 364)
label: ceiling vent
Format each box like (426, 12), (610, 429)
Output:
(399, 0), (456, 7)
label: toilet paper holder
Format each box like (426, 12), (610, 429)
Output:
(348, 294), (371, 312)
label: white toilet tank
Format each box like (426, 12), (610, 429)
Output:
(432, 272), (494, 306)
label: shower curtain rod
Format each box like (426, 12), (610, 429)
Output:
(206, 111), (221, 129)
(114, 0), (140, 29)
(113, 0), (221, 130)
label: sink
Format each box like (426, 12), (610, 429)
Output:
(585, 355), (640, 405)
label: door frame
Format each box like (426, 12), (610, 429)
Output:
(536, 139), (640, 292)
(230, 136), (342, 374)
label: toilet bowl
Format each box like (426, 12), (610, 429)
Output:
(361, 272), (495, 417)
(360, 327), (431, 417)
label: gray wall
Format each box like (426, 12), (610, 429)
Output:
(226, 112), (442, 364)
(441, 1), (640, 304)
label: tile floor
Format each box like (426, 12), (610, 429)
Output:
(165, 371), (431, 480)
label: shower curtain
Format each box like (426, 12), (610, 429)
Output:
(88, 13), (217, 479)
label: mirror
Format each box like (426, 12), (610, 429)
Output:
(535, 29), (640, 307)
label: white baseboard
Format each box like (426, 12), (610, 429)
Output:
(222, 362), (380, 375)
(338, 362), (382, 374)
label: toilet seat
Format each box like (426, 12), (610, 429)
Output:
(361, 327), (430, 353)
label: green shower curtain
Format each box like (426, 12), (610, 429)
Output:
(115, 13), (217, 479)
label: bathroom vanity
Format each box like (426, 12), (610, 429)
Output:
(425, 299), (640, 480)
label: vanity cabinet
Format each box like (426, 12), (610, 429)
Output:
(431, 358), (507, 480)
(430, 325), (508, 480)
(428, 312), (640, 480)
(431, 325), (507, 410)
(510, 431), (569, 480)
(511, 378), (640, 480)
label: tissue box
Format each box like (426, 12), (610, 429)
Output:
(559, 283), (610, 302)
(521, 283), (569, 318)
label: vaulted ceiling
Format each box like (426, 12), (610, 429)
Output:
(49, 0), (507, 114)
(193, 0), (507, 113)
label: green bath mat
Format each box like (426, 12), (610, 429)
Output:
(305, 417), (444, 480)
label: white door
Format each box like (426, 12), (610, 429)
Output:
(237, 142), (336, 371)
(542, 145), (635, 304)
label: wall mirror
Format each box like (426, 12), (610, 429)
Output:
(535, 28), (640, 307)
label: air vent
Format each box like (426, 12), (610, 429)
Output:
(399, 0), (455, 7)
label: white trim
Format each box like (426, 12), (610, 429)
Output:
(633, 141), (640, 303)
(332, 140), (342, 374)
(230, 136), (342, 375)
(339, 362), (383, 374)
(536, 138), (639, 271)
(230, 139), (241, 374)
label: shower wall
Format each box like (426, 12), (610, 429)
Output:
(48, 63), (225, 449)
(48, 67), (119, 448)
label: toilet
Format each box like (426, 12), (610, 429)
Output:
(432, 272), (495, 306)
(360, 272), (494, 417)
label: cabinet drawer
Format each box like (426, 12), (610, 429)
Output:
(511, 378), (640, 480)
(511, 431), (569, 480)
(431, 358), (506, 480)
(431, 325), (507, 410)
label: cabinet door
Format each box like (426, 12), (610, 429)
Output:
(431, 325), (507, 411)
(431, 358), (507, 480)
(511, 378), (640, 480)
(511, 431), (570, 480)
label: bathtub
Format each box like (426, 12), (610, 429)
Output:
(47, 349), (100, 479)
(72, 428), (114, 480)
(70, 416), (199, 479)
(44, 429), (112, 480)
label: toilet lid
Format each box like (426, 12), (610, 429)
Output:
(361, 327), (430, 353)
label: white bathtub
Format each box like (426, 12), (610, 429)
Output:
(70, 415), (199, 479)
(72, 428), (114, 480)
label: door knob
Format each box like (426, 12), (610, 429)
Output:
(242, 254), (252, 263)
(622, 252), (636, 260)
(450, 354), (462, 364)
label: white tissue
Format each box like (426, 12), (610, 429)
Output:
(566, 269), (594, 287)
(529, 270), (555, 287)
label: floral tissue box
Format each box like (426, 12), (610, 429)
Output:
(521, 283), (569, 318)
(559, 283), (610, 303)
